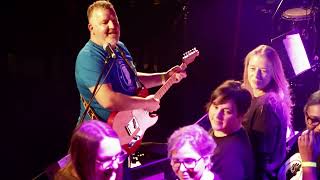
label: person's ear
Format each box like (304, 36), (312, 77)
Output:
(203, 156), (211, 166)
(203, 156), (213, 169)
(88, 23), (93, 32)
(304, 115), (309, 127)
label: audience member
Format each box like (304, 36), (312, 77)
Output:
(167, 124), (219, 180)
(55, 120), (126, 180)
(206, 80), (255, 180)
(242, 45), (293, 179)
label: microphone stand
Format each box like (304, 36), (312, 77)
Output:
(78, 49), (116, 124)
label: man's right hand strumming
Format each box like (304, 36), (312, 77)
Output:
(143, 95), (160, 112)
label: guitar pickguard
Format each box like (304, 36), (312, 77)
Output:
(125, 117), (139, 136)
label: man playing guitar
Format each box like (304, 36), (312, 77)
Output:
(75, 0), (190, 153)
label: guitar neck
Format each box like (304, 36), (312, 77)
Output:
(154, 62), (186, 100)
(154, 75), (175, 100)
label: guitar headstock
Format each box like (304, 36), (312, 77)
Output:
(182, 47), (200, 65)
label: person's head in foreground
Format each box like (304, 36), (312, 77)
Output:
(167, 124), (217, 180)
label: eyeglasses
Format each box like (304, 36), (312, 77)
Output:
(96, 150), (127, 170)
(306, 112), (320, 126)
(171, 157), (203, 170)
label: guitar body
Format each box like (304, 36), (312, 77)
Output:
(107, 48), (199, 154)
(109, 109), (158, 154)
(108, 87), (158, 154)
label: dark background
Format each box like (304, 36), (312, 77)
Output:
(7, 0), (320, 179)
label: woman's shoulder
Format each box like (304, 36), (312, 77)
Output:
(54, 163), (79, 180)
(261, 92), (281, 103)
(257, 92), (284, 110)
(249, 93), (284, 121)
(261, 92), (289, 125)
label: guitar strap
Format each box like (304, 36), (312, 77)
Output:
(80, 94), (101, 120)
(79, 45), (143, 121)
(116, 45), (144, 90)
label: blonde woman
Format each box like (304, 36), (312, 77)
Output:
(242, 45), (293, 179)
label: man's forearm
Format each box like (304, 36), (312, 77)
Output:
(137, 72), (165, 88)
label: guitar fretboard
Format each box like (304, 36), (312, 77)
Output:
(154, 75), (176, 100)
(153, 48), (199, 100)
(154, 62), (187, 100)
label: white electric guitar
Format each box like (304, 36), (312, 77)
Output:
(107, 48), (200, 154)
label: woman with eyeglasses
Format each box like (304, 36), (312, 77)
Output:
(167, 124), (220, 180)
(242, 45), (293, 179)
(54, 120), (127, 180)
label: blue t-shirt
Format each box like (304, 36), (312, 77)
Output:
(75, 40), (139, 121)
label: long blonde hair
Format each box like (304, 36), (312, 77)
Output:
(243, 45), (293, 128)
